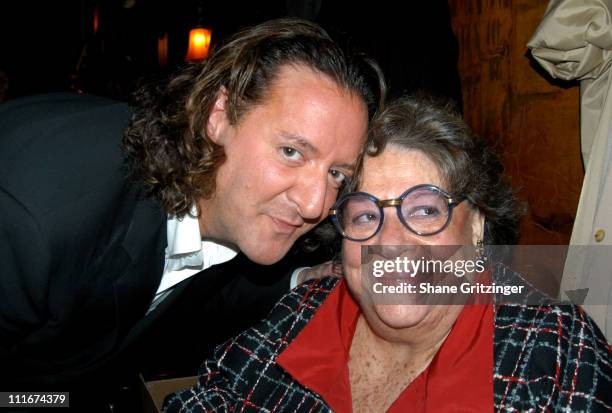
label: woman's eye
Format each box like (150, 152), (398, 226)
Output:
(329, 169), (347, 187)
(281, 147), (303, 161)
(409, 206), (440, 217)
(351, 211), (379, 225)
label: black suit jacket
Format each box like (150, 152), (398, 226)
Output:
(0, 94), (295, 394)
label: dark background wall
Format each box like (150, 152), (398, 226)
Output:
(0, 0), (462, 105)
(449, 0), (582, 246)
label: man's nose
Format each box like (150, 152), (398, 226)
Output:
(288, 171), (328, 221)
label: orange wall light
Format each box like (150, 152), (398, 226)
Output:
(158, 33), (169, 67)
(185, 27), (212, 61)
(93, 6), (100, 34)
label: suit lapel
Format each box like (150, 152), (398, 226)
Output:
(119, 256), (242, 351)
(114, 191), (167, 341)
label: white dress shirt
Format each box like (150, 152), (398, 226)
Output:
(147, 206), (238, 314)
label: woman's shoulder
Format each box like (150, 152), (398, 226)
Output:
(263, 276), (341, 339)
(492, 262), (609, 366)
(495, 302), (609, 351)
(494, 303), (611, 411)
(496, 301), (604, 332)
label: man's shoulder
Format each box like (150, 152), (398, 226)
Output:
(0, 93), (129, 145)
(0, 93), (130, 163)
(0, 93), (133, 218)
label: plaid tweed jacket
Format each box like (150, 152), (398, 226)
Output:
(164, 275), (612, 412)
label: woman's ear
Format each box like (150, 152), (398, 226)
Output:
(471, 209), (485, 246)
(206, 86), (230, 145)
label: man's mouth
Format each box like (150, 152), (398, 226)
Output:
(269, 216), (303, 235)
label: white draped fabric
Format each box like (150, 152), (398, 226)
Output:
(528, 0), (612, 339)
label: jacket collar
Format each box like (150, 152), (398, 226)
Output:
(121, 188), (166, 262)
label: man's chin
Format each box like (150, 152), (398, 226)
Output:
(240, 242), (292, 265)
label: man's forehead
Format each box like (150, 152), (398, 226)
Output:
(238, 64), (367, 167)
(265, 63), (352, 102)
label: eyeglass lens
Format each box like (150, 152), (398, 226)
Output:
(338, 187), (451, 240)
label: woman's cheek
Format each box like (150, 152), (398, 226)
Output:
(342, 239), (364, 299)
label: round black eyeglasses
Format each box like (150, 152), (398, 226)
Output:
(329, 184), (464, 242)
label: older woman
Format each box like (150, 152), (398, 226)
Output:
(164, 96), (611, 412)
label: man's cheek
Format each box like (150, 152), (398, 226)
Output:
(324, 189), (339, 209)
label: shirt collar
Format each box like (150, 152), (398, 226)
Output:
(165, 205), (238, 273)
(166, 205), (203, 258)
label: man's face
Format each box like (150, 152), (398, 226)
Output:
(198, 64), (368, 264)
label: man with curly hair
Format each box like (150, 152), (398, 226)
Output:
(0, 18), (384, 409)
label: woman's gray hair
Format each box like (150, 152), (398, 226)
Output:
(364, 94), (524, 245)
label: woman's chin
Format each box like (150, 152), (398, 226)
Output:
(370, 303), (431, 330)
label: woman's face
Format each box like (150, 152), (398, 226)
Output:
(342, 147), (484, 335)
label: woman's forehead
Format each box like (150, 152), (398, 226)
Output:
(361, 148), (444, 194)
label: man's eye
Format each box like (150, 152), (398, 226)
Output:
(281, 147), (303, 161)
(329, 169), (347, 187)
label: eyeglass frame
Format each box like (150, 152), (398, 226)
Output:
(329, 184), (465, 242)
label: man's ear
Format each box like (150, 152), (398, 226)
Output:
(471, 208), (485, 246)
(206, 86), (230, 145)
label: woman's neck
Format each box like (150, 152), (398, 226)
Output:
(347, 306), (463, 412)
(352, 310), (456, 373)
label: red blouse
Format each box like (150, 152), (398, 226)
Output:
(277, 280), (494, 412)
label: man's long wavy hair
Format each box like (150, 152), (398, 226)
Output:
(123, 18), (385, 217)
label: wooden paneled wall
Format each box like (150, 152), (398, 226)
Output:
(448, 0), (583, 244)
